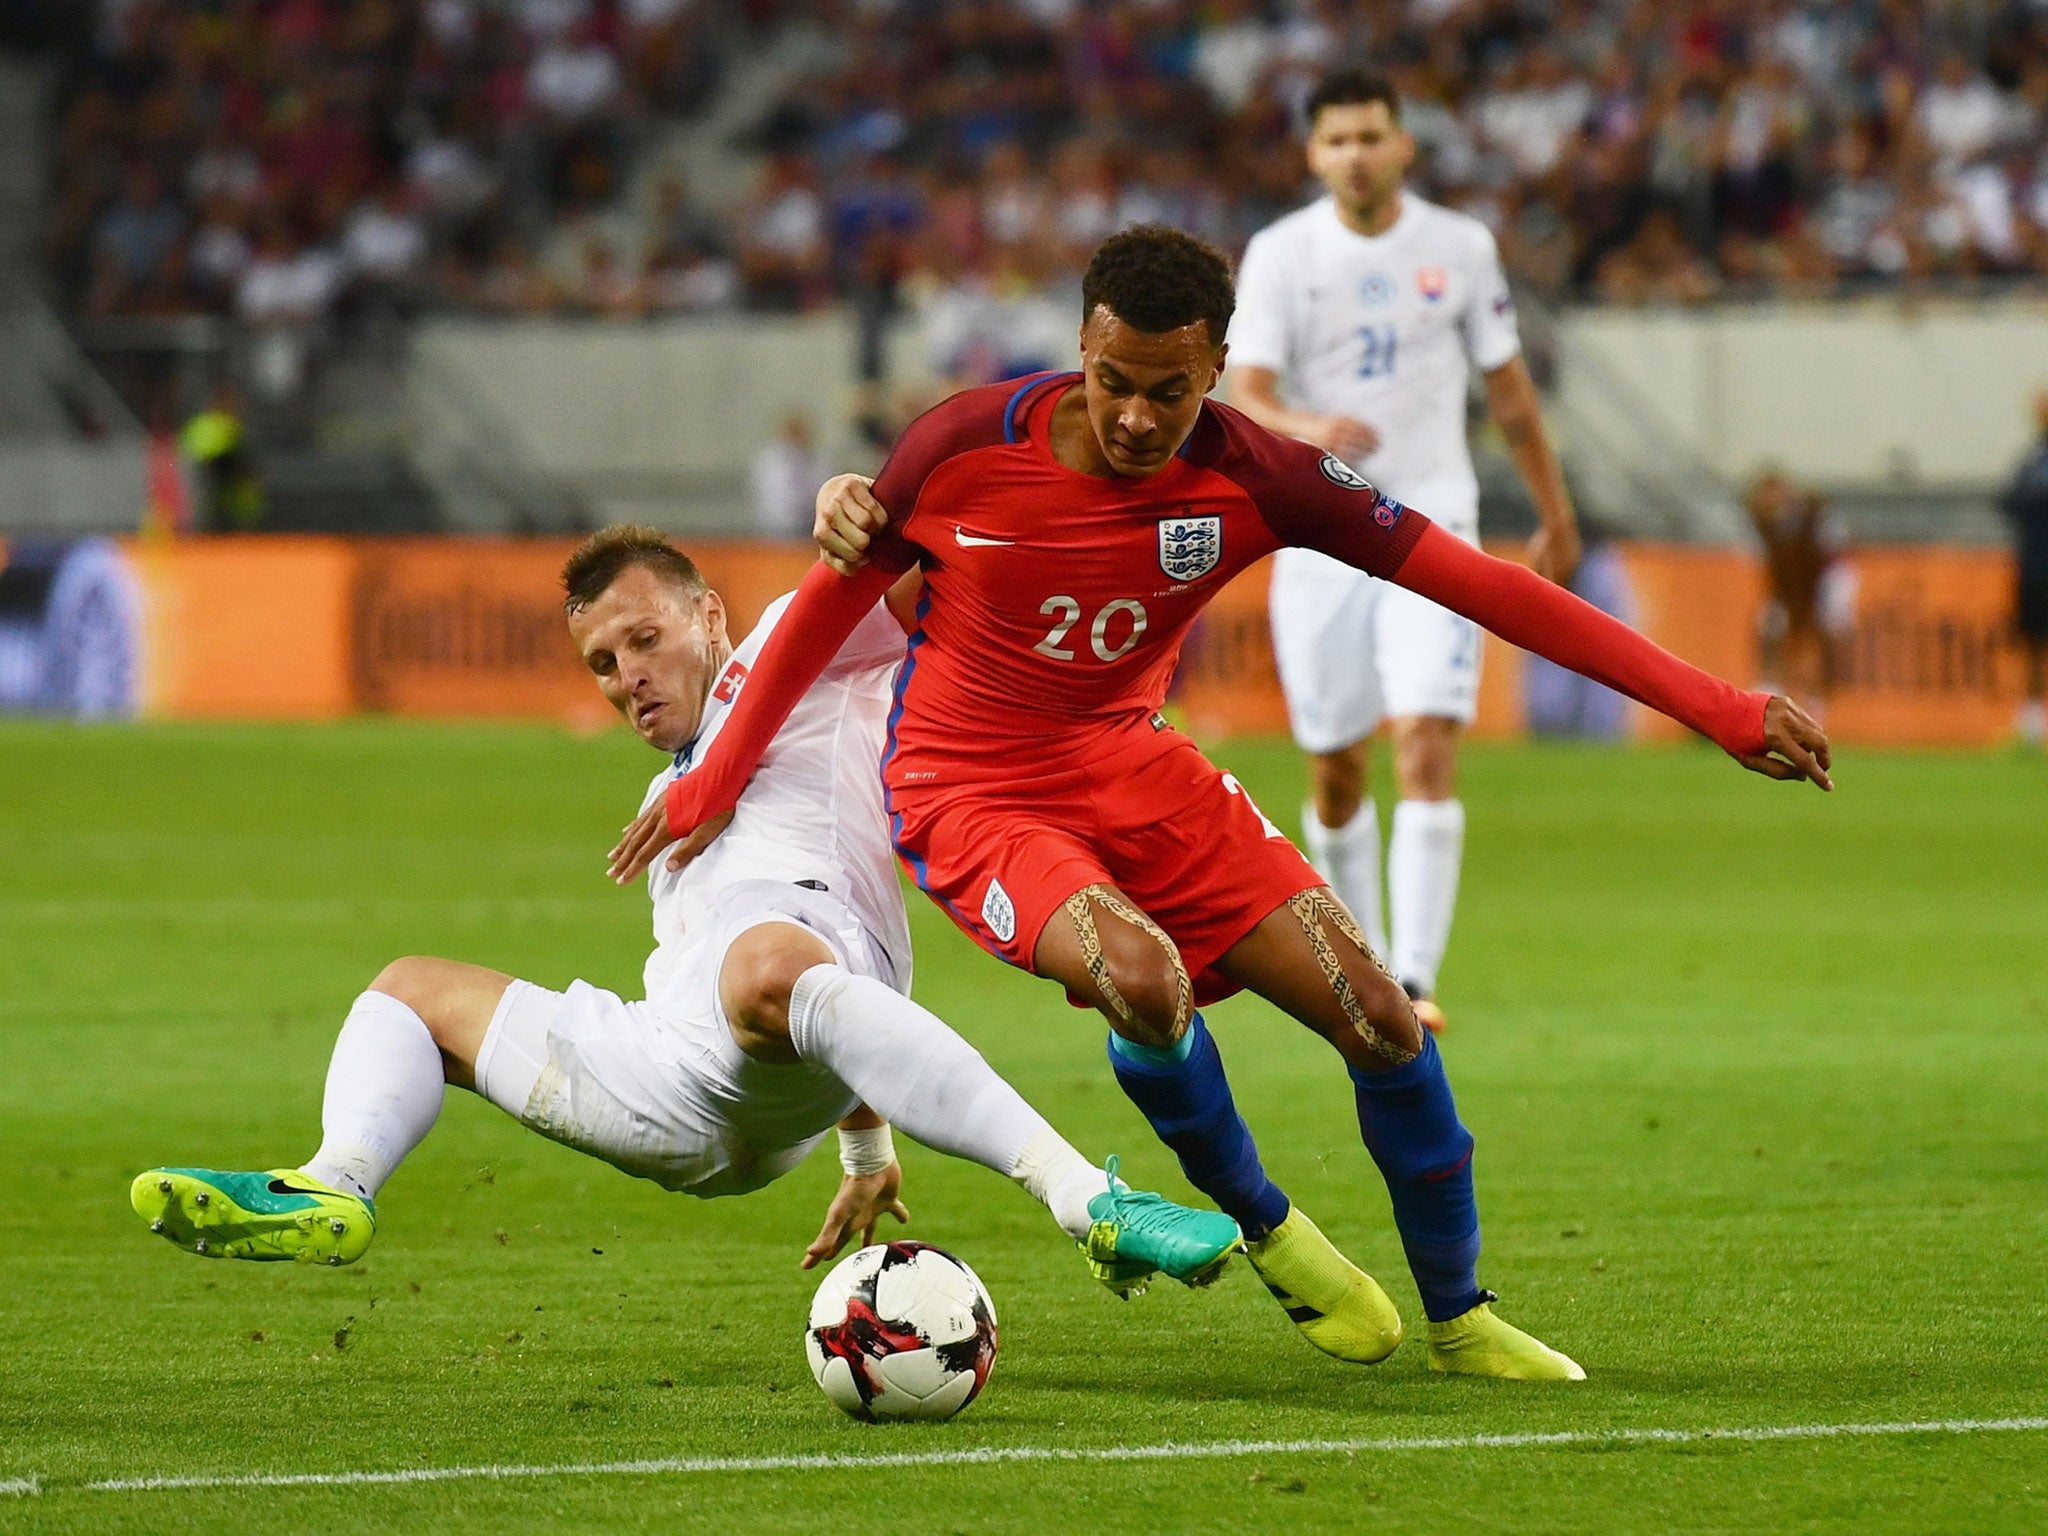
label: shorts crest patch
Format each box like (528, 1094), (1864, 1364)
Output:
(981, 878), (1017, 944)
(1157, 515), (1222, 581)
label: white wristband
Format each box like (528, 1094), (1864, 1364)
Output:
(838, 1123), (895, 1178)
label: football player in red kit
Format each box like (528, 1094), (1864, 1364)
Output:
(613, 226), (1832, 1382)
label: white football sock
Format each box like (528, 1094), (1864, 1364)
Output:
(787, 965), (1107, 1239)
(1388, 798), (1466, 997)
(303, 991), (447, 1201)
(1301, 798), (1388, 961)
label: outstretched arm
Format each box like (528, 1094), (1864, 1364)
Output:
(1394, 522), (1832, 787)
(607, 558), (900, 883)
(802, 1107), (909, 1270)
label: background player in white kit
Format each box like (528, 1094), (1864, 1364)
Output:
(130, 526), (1238, 1295)
(1227, 71), (1583, 1028)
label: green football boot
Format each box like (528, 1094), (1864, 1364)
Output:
(1244, 1204), (1404, 1363)
(130, 1167), (375, 1267)
(1081, 1156), (1243, 1299)
(1426, 1293), (1585, 1381)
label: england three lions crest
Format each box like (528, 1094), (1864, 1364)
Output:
(1158, 515), (1222, 581)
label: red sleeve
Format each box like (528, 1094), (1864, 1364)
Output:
(663, 559), (897, 837)
(665, 382), (1029, 836)
(1396, 523), (1770, 757)
(1186, 398), (1429, 577)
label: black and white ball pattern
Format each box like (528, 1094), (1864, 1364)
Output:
(805, 1241), (999, 1421)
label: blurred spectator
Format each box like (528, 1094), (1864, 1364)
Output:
(89, 163), (184, 315)
(1190, 0), (1276, 117)
(2002, 390), (2048, 748)
(738, 153), (831, 311)
(185, 192), (253, 310)
(559, 230), (646, 318)
(1807, 129), (1902, 282)
(918, 236), (1070, 394)
(342, 183), (430, 300)
(749, 411), (825, 540)
(237, 217), (344, 329)
(237, 215), (344, 401)
(459, 235), (562, 313)
(1478, 45), (1594, 180)
(642, 172), (736, 312)
(181, 385), (265, 533)
(1748, 468), (1852, 716)
(1915, 54), (2010, 173)
(1595, 207), (1721, 305)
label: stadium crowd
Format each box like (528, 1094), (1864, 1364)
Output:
(47, 0), (2048, 343)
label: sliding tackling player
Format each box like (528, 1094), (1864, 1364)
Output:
(131, 526), (1240, 1296)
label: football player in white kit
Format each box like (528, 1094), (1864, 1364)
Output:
(1227, 71), (1583, 1029)
(130, 526), (1239, 1297)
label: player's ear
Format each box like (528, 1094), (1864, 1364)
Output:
(1206, 340), (1228, 394)
(700, 588), (728, 645)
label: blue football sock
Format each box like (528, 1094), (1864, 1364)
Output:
(1350, 1034), (1483, 1322)
(1107, 1014), (1292, 1242)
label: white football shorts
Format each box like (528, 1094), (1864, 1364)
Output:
(473, 879), (884, 1199)
(1270, 535), (1483, 752)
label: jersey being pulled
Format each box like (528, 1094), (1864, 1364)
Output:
(867, 372), (1424, 781)
(1229, 195), (1520, 524)
(660, 376), (1768, 843)
(639, 593), (912, 1006)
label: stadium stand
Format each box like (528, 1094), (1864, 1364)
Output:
(9, 1), (2047, 536)
(33, 0), (2048, 334)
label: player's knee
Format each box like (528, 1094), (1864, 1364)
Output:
(368, 956), (444, 1018)
(1393, 725), (1458, 800)
(1309, 746), (1369, 827)
(1349, 965), (1423, 1065)
(718, 934), (823, 1063)
(1094, 926), (1189, 1047)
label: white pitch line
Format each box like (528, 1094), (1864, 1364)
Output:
(50, 1416), (2048, 1497)
(0, 1479), (38, 1498)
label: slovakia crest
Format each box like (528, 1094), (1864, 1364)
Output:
(712, 658), (749, 704)
(1158, 514), (1222, 581)
(1417, 265), (1448, 302)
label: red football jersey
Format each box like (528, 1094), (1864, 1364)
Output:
(660, 374), (1767, 841)
(865, 371), (1425, 784)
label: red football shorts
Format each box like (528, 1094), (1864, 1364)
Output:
(886, 718), (1323, 1004)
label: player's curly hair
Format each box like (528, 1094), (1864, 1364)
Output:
(562, 524), (707, 613)
(1081, 224), (1235, 346)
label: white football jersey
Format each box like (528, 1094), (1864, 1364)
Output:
(638, 594), (912, 1006)
(1229, 193), (1520, 530)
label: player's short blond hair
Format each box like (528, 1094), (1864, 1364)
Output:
(561, 524), (707, 614)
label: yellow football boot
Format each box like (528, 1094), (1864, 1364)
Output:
(1244, 1205), (1402, 1364)
(1426, 1293), (1585, 1381)
(131, 1167), (375, 1267)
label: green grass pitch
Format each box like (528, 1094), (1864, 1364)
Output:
(1, 720), (2044, 1534)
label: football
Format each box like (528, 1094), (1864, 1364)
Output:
(805, 1241), (999, 1422)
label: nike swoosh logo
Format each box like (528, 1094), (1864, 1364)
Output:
(267, 1177), (326, 1196)
(954, 528), (1015, 547)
